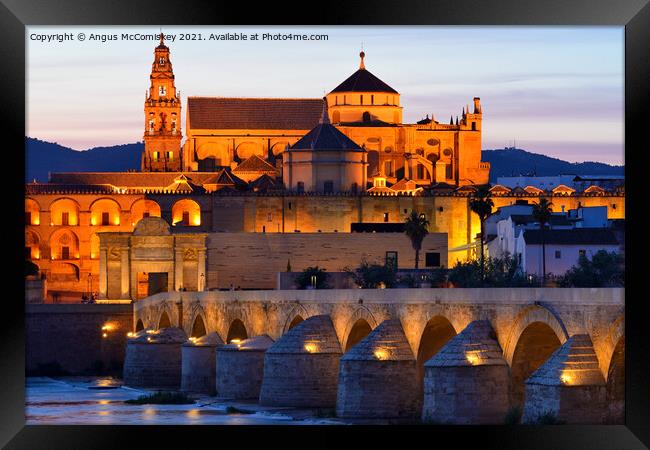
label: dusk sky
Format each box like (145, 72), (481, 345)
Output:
(27, 26), (624, 165)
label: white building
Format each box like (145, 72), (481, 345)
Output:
(487, 205), (620, 277)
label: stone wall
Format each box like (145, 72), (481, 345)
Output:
(206, 232), (447, 289)
(123, 341), (183, 389)
(25, 304), (132, 374)
(216, 349), (267, 399)
(181, 345), (217, 395)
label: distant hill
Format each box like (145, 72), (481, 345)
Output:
(482, 148), (624, 183)
(25, 138), (624, 184)
(25, 138), (143, 182)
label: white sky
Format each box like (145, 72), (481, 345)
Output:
(27, 26), (624, 165)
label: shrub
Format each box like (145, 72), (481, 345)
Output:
(124, 391), (194, 405)
(294, 266), (330, 289)
(556, 250), (624, 287)
(345, 260), (396, 288)
(448, 254), (540, 288)
(225, 406), (253, 414)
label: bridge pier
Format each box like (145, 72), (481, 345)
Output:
(216, 335), (274, 399)
(336, 319), (419, 419)
(123, 327), (188, 389)
(422, 320), (510, 424)
(259, 315), (342, 408)
(180, 332), (223, 395)
(522, 334), (607, 424)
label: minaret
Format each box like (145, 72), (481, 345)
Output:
(142, 33), (182, 172)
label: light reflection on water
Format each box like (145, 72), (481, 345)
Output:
(25, 377), (339, 425)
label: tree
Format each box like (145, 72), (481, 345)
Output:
(468, 185), (494, 282)
(557, 250), (624, 287)
(295, 266), (329, 289)
(532, 198), (553, 285)
(344, 260), (397, 289)
(404, 211), (429, 269)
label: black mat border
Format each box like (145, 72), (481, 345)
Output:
(1, 0), (648, 448)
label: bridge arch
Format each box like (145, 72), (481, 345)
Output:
(135, 319), (144, 332)
(226, 318), (248, 343)
(416, 315), (457, 383)
(509, 320), (563, 407)
(190, 314), (207, 338)
(158, 311), (172, 329)
(340, 306), (378, 351)
(282, 304), (310, 334)
(502, 305), (568, 367)
(604, 316), (624, 423)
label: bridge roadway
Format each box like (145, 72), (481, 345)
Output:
(133, 287), (624, 381)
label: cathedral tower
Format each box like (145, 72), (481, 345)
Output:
(142, 34), (182, 172)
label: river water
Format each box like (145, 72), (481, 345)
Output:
(25, 377), (344, 425)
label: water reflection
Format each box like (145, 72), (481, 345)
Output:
(25, 377), (339, 425)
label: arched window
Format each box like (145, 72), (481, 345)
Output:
(50, 198), (80, 226)
(25, 198), (40, 225)
(130, 199), (162, 225)
(90, 198), (121, 226)
(171, 199), (201, 226)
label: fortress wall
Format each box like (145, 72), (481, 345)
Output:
(205, 232), (448, 290)
(25, 304), (132, 374)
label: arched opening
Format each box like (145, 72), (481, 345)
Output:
(416, 316), (457, 383)
(25, 230), (40, 260)
(171, 199), (201, 227)
(510, 321), (562, 407)
(345, 318), (372, 351)
(226, 319), (248, 343)
(49, 262), (80, 282)
(158, 311), (172, 329)
(130, 199), (162, 224)
(287, 315), (304, 331)
(25, 198), (40, 225)
(191, 315), (207, 338)
(606, 336), (625, 424)
(50, 198), (80, 226)
(90, 198), (122, 226)
(49, 229), (80, 260)
(135, 319), (144, 332)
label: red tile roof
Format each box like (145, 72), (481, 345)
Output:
(233, 154), (277, 173)
(187, 97), (324, 130)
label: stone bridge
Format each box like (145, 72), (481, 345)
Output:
(131, 287), (624, 423)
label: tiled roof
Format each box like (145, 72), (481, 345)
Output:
(25, 183), (117, 194)
(250, 174), (280, 192)
(48, 172), (220, 188)
(289, 123), (362, 151)
(187, 97), (323, 130)
(330, 68), (398, 94)
(233, 154), (277, 173)
(523, 228), (619, 245)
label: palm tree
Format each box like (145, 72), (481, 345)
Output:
(404, 211), (430, 269)
(532, 198), (553, 285)
(469, 185), (494, 282)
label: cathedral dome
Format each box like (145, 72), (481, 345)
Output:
(330, 51), (398, 94)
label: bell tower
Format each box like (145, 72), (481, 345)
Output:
(142, 33), (182, 172)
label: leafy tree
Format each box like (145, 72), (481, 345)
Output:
(404, 211), (429, 269)
(295, 266), (329, 289)
(345, 260), (397, 288)
(468, 185), (494, 282)
(448, 255), (540, 288)
(532, 198), (553, 285)
(557, 250), (624, 287)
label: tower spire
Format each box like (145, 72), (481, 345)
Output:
(359, 50), (366, 70)
(320, 97), (330, 124)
